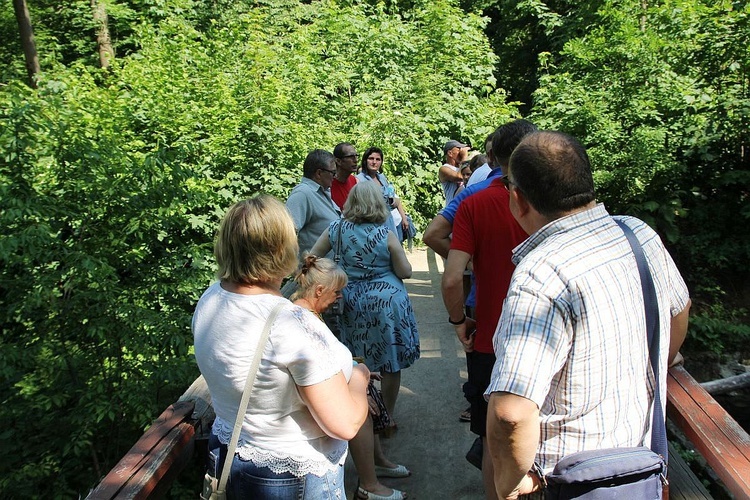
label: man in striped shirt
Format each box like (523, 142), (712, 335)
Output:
(485, 131), (691, 499)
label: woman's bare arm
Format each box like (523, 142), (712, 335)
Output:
(298, 364), (370, 440)
(387, 232), (412, 278)
(309, 227), (332, 257)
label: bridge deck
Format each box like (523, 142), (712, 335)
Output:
(87, 248), (750, 499)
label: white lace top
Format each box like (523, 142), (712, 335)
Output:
(192, 284), (353, 476)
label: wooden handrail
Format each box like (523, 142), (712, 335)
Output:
(89, 367), (750, 498)
(87, 377), (213, 499)
(667, 364), (750, 498)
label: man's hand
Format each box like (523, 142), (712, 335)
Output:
(454, 317), (476, 352)
(502, 473), (542, 500)
(487, 392), (541, 499)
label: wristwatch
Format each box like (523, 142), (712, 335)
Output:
(448, 314), (466, 325)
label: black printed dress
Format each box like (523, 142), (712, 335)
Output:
(329, 219), (420, 373)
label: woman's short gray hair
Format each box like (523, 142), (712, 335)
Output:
(343, 181), (390, 224)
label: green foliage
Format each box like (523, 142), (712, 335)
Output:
(0, 0), (515, 496)
(527, 0), (750, 355)
(0, 72), (208, 498)
(3, 0), (749, 495)
(529, 0), (750, 263)
(687, 301), (750, 355)
(458, 0), (607, 111)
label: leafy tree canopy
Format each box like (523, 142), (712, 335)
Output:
(1, 0), (517, 496)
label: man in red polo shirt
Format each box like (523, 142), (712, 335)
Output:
(331, 142), (359, 209)
(442, 135), (529, 499)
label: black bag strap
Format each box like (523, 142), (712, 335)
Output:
(334, 218), (343, 264)
(615, 218), (668, 464)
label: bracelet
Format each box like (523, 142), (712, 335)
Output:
(448, 314), (466, 325)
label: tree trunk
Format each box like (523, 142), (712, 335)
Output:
(12, 0), (40, 88)
(92, 0), (114, 69)
(701, 371), (750, 396)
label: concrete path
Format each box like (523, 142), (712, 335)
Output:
(344, 247), (485, 499)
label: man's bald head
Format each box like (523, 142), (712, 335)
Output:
(508, 131), (596, 219)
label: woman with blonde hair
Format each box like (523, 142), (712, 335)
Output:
(293, 254), (409, 500)
(311, 181), (420, 421)
(193, 195), (370, 499)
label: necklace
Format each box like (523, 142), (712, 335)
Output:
(295, 298), (323, 320)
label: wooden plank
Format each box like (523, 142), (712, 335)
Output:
(667, 365), (750, 498)
(668, 366), (750, 462)
(117, 422), (195, 499)
(87, 401), (195, 499)
(667, 442), (712, 499)
(178, 375), (214, 439)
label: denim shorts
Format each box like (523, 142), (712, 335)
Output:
(208, 434), (345, 499)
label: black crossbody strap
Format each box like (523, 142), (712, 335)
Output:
(615, 218), (668, 463)
(334, 218), (343, 264)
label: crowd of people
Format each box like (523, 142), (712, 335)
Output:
(192, 124), (691, 500)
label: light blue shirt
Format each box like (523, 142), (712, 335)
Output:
(356, 172), (398, 235)
(286, 177), (341, 257)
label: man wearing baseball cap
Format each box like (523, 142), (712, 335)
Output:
(439, 139), (470, 206)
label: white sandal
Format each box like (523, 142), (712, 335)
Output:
(357, 486), (407, 500)
(374, 464), (411, 478)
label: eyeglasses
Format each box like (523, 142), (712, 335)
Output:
(500, 175), (517, 190)
(340, 154), (359, 159)
(319, 168), (336, 175)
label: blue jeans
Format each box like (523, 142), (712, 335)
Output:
(208, 434), (345, 499)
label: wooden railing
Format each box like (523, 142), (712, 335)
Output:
(666, 365), (750, 498)
(87, 367), (750, 499)
(86, 377), (213, 499)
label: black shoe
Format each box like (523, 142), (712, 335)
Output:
(459, 406), (471, 422)
(465, 437), (482, 470)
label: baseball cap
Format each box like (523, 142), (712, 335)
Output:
(443, 140), (469, 153)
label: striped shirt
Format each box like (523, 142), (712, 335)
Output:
(485, 204), (689, 471)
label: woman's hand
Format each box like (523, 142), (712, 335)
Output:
(299, 365), (370, 440)
(351, 363), (371, 389)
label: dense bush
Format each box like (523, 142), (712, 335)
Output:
(2, 0), (748, 496)
(522, 0), (750, 349)
(0, 0), (515, 496)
